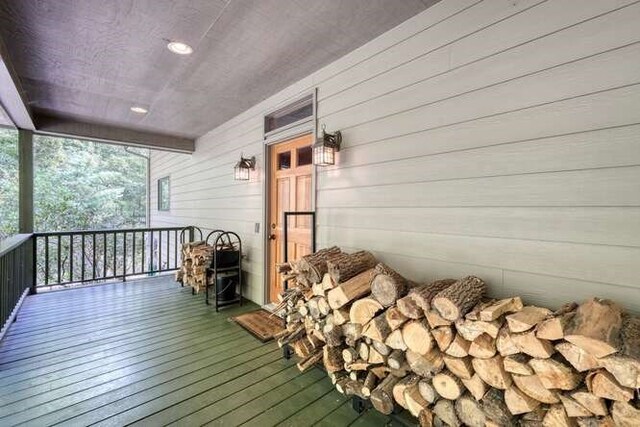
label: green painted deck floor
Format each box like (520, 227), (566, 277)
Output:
(0, 276), (390, 427)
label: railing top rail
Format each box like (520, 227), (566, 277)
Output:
(33, 226), (189, 237)
(0, 234), (32, 257)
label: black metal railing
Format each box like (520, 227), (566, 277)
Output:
(32, 226), (200, 288)
(1, 234), (34, 338)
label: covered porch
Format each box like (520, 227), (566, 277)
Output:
(0, 275), (387, 426)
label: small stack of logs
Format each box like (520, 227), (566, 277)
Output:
(175, 241), (214, 293)
(273, 246), (640, 426)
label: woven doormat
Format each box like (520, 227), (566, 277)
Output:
(231, 309), (285, 342)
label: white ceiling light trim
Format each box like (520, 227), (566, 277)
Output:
(167, 41), (194, 55)
(130, 106), (148, 114)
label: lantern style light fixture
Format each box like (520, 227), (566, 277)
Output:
(313, 125), (342, 166)
(234, 155), (255, 181)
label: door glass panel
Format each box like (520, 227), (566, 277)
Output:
(297, 146), (312, 166)
(295, 175), (312, 228)
(277, 151), (291, 170)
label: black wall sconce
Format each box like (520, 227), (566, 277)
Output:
(313, 125), (342, 166)
(234, 155), (255, 181)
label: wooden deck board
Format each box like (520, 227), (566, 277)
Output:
(0, 275), (388, 426)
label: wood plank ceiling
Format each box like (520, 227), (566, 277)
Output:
(0, 0), (438, 142)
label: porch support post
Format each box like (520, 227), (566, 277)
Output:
(18, 129), (34, 233)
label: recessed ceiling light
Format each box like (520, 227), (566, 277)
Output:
(167, 41), (193, 55)
(130, 106), (148, 114)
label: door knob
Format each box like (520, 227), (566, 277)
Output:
(268, 234), (276, 240)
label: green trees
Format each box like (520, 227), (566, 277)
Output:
(0, 130), (147, 239)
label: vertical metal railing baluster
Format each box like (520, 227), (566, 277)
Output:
(44, 235), (49, 286)
(92, 233), (96, 281)
(132, 231), (136, 274)
(57, 235), (61, 285)
(113, 232), (117, 277)
(158, 231), (162, 272)
(141, 231), (146, 274)
(123, 231), (127, 280)
(81, 234), (85, 282)
(174, 230), (178, 269)
(103, 232), (107, 279)
(165, 230), (169, 272)
(69, 234), (74, 283)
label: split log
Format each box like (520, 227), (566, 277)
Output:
(432, 276), (487, 321)
(332, 307), (350, 326)
(345, 360), (370, 371)
(432, 326), (455, 352)
(597, 355), (640, 388)
(370, 374), (401, 415)
(468, 333), (496, 359)
(555, 342), (601, 372)
(385, 306), (408, 330)
(455, 318), (501, 341)
(322, 323), (343, 347)
(426, 309), (453, 328)
(433, 370), (464, 400)
(461, 374), (489, 401)
(558, 394), (592, 418)
(371, 339), (391, 356)
(479, 297), (524, 321)
(397, 293), (424, 319)
(433, 399), (461, 427)
(311, 282), (325, 297)
(506, 306), (552, 333)
(536, 302), (578, 340)
(529, 357), (582, 390)
(455, 393), (486, 427)
(497, 325), (520, 357)
(445, 334), (471, 358)
(387, 349), (406, 370)
(326, 268), (376, 309)
(317, 297), (331, 316)
(350, 297), (383, 325)
(307, 333), (323, 349)
(297, 349), (323, 372)
(327, 250), (377, 284)
(367, 346), (386, 365)
(472, 355), (512, 389)
(503, 354), (534, 376)
(361, 371), (378, 397)
(323, 345), (344, 373)
(564, 298), (623, 358)
(543, 404), (574, 427)
(586, 369), (633, 402)
(520, 407), (547, 427)
(418, 379), (439, 403)
(505, 385), (540, 415)
(403, 319), (434, 355)
(393, 374), (420, 409)
(411, 279), (457, 313)
(481, 389), (516, 427)
(370, 263), (408, 307)
(385, 329), (408, 350)
(406, 348), (444, 377)
(443, 355), (474, 380)
(307, 297), (322, 319)
(511, 331), (555, 358)
(321, 273), (336, 290)
(512, 373), (560, 404)
(405, 385), (431, 418)
(611, 401), (640, 427)
(362, 307), (406, 342)
(570, 389), (608, 416)
(292, 338), (314, 357)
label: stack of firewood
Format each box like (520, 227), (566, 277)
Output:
(175, 241), (215, 293)
(273, 247), (640, 426)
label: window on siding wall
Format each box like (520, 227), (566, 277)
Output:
(158, 176), (170, 211)
(264, 94), (313, 135)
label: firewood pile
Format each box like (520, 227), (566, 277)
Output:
(175, 241), (214, 293)
(273, 246), (640, 426)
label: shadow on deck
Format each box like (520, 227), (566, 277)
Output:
(0, 275), (389, 426)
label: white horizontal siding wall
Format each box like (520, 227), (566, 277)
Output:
(150, 0), (640, 311)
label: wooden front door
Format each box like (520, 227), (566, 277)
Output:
(268, 134), (313, 303)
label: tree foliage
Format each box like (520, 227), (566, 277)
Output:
(0, 129), (147, 239)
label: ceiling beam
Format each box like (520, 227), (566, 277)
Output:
(34, 112), (195, 153)
(0, 36), (35, 130)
